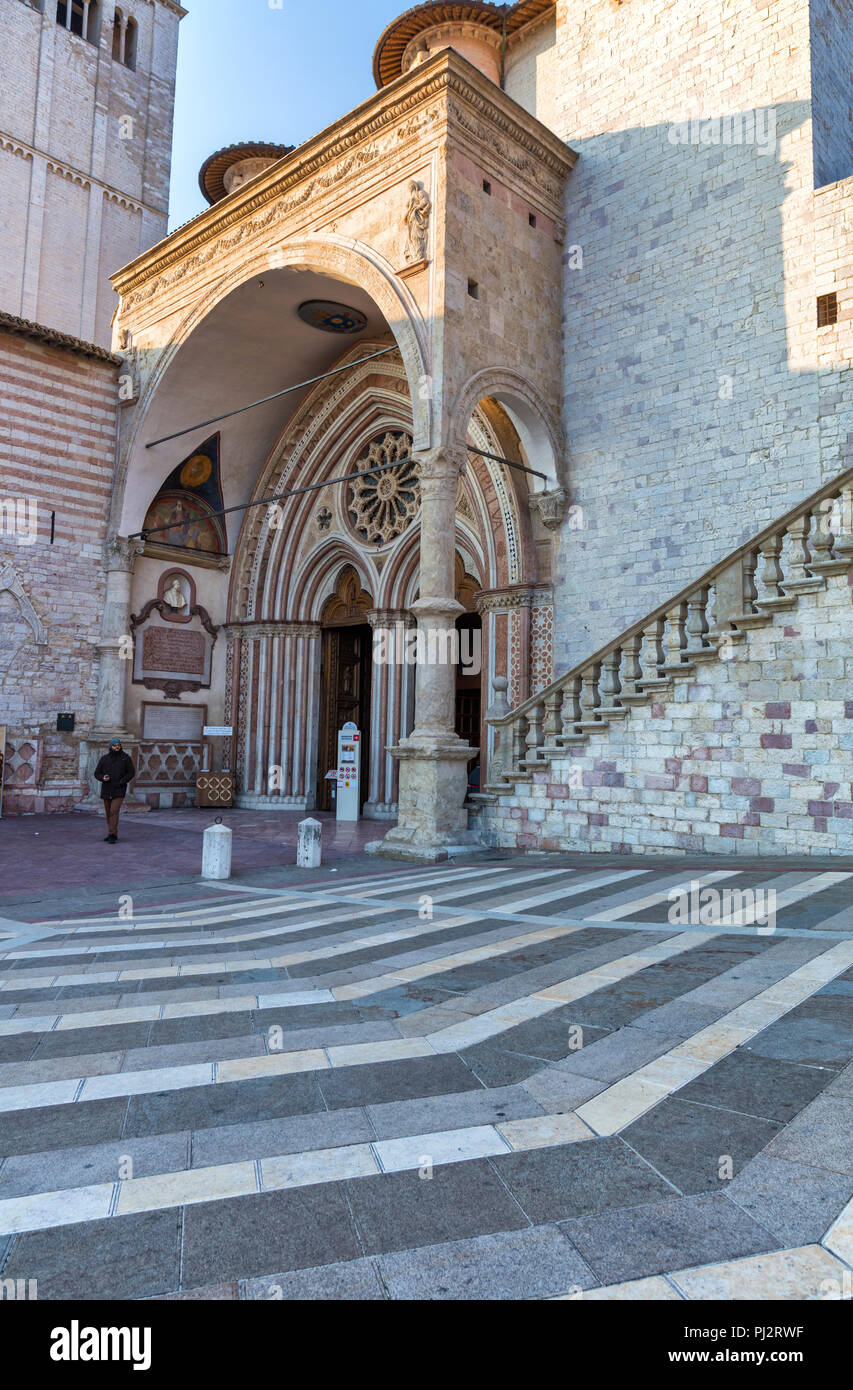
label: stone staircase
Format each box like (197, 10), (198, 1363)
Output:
(470, 467), (853, 858)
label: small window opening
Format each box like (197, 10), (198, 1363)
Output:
(482, 179), (491, 195)
(528, 212), (537, 228)
(467, 279), (479, 300)
(817, 293), (838, 328)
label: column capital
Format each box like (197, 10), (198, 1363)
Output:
(366, 609), (416, 629)
(104, 535), (145, 574)
(412, 445), (465, 484)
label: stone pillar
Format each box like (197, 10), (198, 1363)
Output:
(76, 535), (145, 812)
(92, 536), (144, 738)
(364, 609), (415, 820)
(373, 448), (476, 860)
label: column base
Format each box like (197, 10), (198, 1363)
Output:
(366, 739), (481, 861)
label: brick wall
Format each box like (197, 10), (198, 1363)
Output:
(0, 324), (119, 811)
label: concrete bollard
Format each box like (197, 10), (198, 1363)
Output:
(297, 817), (323, 869)
(202, 823), (232, 880)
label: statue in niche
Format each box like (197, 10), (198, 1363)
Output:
(404, 182), (431, 264)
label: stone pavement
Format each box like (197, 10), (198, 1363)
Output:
(0, 855), (852, 1300)
(0, 810), (391, 915)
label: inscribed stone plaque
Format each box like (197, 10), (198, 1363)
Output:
(132, 607), (215, 692)
(142, 705), (206, 742)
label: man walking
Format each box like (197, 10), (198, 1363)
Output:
(94, 739), (137, 844)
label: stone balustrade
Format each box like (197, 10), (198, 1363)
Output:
(483, 467), (853, 788)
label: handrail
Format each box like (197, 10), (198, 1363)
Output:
(490, 462), (853, 728)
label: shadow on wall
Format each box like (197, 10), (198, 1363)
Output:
(555, 99), (852, 670)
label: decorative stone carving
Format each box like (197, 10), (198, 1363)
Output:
(0, 565), (47, 645)
(130, 598), (218, 700)
(529, 486), (568, 532)
(404, 181), (432, 264)
(348, 433), (419, 545)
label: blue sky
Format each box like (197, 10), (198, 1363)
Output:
(169, 0), (406, 229)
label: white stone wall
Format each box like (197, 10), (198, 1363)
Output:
(0, 0), (182, 346)
(475, 564), (853, 857)
(810, 0), (853, 189)
(506, 0), (851, 678)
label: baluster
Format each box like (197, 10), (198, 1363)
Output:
(742, 549), (759, 613)
(660, 602), (687, 671)
(834, 484), (853, 565)
(577, 663), (602, 729)
(618, 633), (645, 704)
(638, 618), (667, 689)
(543, 688), (563, 747)
(808, 493), (850, 576)
(783, 514), (822, 593)
(685, 586), (712, 657)
(524, 702), (545, 763)
(756, 534), (795, 609)
(559, 676), (584, 743)
(484, 676), (511, 787)
(807, 500), (835, 574)
(510, 716), (528, 776)
(600, 648), (625, 716)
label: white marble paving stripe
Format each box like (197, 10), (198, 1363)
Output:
(575, 937), (853, 1135)
(584, 870), (742, 922)
(0, 927), (715, 1109)
(700, 871), (853, 928)
(0, 912), (594, 1041)
(0, 909), (482, 995)
(553, 1245), (853, 1301)
(0, 866), (546, 964)
(822, 1193), (853, 1268)
(425, 931), (718, 1052)
(0, 1112), (594, 1236)
(338, 866), (570, 900)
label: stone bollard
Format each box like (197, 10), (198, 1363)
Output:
(297, 817), (323, 869)
(202, 823), (232, 881)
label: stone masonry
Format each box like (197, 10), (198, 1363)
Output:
(0, 0), (185, 347)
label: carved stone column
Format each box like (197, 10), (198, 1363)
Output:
(77, 535), (146, 811)
(372, 447), (476, 860)
(92, 536), (144, 738)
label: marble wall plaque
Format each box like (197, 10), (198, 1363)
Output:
(131, 604), (216, 697)
(142, 704), (206, 742)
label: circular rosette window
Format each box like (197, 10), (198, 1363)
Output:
(347, 432), (419, 546)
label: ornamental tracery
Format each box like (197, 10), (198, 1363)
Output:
(347, 431), (419, 546)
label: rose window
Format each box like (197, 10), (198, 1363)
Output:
(347, 432), (419, 545)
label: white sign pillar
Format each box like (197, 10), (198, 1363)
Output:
(336, 721), (361, 822)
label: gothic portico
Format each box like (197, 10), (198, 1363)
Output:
(108, 37), (574, 850)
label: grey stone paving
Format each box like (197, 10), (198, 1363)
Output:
(0, 857), (851, 1300)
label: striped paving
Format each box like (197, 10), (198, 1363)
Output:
(0, 859), (851, 1301)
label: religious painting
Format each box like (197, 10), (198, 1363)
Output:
(141, 434), (227, 557)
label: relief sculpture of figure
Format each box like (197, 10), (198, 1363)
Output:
(404, 181), (431, 264)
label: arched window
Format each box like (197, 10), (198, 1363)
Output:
(124, 14), (137, 69)
(55, 0), (99, 46)
(111, 8), (137, 69)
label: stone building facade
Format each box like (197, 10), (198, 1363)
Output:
(1, 0), (852, 860)
(0, 0), (184, 348)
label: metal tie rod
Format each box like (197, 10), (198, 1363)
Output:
(144, 345), (398, 449)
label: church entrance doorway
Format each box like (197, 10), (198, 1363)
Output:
(317, 567), (373, 812)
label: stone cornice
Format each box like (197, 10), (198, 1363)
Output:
(111, 48), (576, 302)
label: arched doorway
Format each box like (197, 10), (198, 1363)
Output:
(317, 566), (373, 811)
